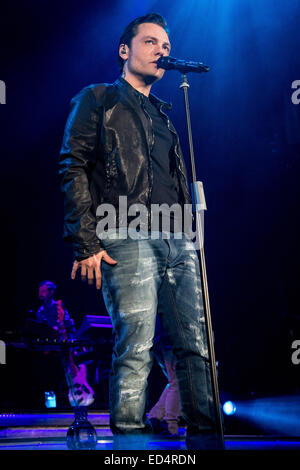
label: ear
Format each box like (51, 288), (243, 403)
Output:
(119, 43), (128, 61)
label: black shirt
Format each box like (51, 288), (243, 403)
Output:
(140, 94), (182, 232)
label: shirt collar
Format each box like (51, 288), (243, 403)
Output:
(116, 76), (172, 110)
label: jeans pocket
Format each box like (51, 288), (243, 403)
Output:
(99, 228), (128, 251)
(101, 238), (126, 251)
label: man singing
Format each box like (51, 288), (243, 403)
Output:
(59, 13), (223, 450)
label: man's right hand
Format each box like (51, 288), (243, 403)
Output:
(71, 250), (117, 290)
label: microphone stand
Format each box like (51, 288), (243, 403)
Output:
(179, 73), (225, 447)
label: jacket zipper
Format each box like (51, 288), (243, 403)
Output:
(140, 99), (155, 217)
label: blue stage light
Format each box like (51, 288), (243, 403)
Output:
(235, 395), (300, 435)
(223, 401), (237, 415)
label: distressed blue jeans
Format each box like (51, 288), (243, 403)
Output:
(100, 229), (220, 449)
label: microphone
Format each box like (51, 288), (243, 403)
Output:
(157, 56), (210, 74)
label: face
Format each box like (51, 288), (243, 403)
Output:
(120, 22), (171, 83)
(39, 285), (53, 302)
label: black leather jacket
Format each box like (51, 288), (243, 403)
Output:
(59, 77), (192, 260)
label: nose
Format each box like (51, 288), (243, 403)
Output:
(154, 43), (166, 57)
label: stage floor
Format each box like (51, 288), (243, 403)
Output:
(0, 411), (300, 451)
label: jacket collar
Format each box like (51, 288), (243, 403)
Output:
(115, 76), (172, 111)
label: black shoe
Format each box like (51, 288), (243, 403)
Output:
(178, 416), (187, 426)
(149, 417), (163, 434)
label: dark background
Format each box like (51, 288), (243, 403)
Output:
(0, 0), (299, 415)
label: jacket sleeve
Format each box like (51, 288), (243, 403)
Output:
(59, 86), (105, 260)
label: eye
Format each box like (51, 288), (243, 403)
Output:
(145, 39), (154, 44)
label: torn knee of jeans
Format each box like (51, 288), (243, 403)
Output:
(133, 337), (153, 354)
(119, 387), (141, 401)
(119, 306), (154, 318)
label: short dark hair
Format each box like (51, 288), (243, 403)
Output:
(39, 280), (57, 291)
(118, 13), (169, 72)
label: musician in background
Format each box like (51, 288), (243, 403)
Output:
(29, 280), (75, 408)
(36, 280), (95, 408)
(36, 280), (76, 339)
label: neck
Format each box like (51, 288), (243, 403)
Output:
(121, 70), (154, 97)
